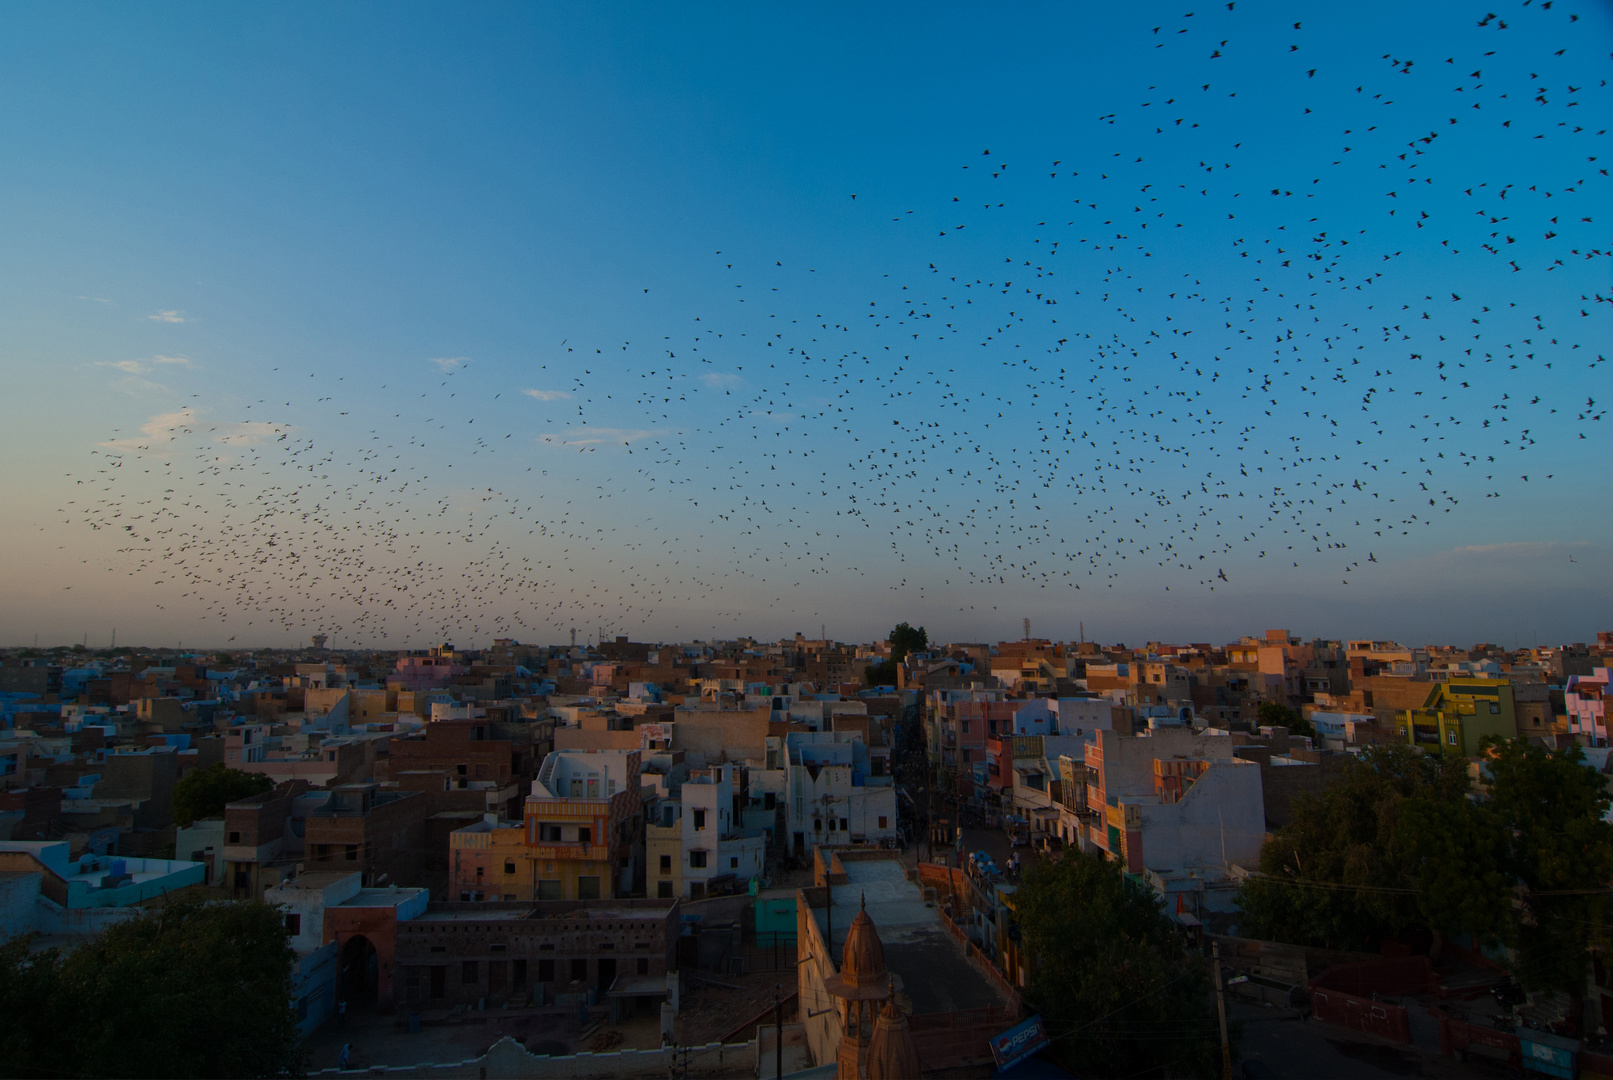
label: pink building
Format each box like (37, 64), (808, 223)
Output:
(1567, 668), (1610, 747)
(391, 646), (466, 693)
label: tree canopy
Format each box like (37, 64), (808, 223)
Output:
(1256, 699), (1313, 738)
(887, 621), (928, 665)
(1014, 848), (1219, 1078)
(172, 763), (273, 827)
(1238, 738), (1613, 1022)
(0, 899), (303, 1078)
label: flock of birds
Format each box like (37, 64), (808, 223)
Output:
(66, 1), (1608, 645)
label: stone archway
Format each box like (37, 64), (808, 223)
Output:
(340, 934), (379, 1009)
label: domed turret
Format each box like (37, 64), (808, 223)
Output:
(865, 982), (922, 1080)
(839, 897), (886, 989)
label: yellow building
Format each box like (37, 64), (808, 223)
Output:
(449, 749), (643, 901)
(1396, 679), (1518, 755)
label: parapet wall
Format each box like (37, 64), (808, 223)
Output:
(310, 1035), (756, 1079)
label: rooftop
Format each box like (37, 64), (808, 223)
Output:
(812, 859), (1005, 1016)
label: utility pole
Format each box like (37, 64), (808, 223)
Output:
(1212, 940), (1232, 1080)
(774, 984), (783, 1080)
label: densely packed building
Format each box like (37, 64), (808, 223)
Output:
(1, 625), (1609, 1069)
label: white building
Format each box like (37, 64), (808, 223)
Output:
(676, 764), (766, 899)
(783, 732), (897, 857)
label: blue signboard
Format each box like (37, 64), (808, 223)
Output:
(990, 1014), (1051, 1072)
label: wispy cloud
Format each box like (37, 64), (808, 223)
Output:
(540, 427), (660, 448)
(701, 372), (743, 388)
(77, 295), (112, 304)
(97, 355), (191, 377)
(431, 356), (468, 372)
(99, 408), (198, 453)
(213, 422), (284, 446)
(521, 388), (572, 402)
(99, 408), (288, 455)
(1450, 541), (1591, 558)
(146, 310), (187, 323)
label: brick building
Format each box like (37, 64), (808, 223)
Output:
(388, 899), (680, 1016)
(304, 785), (433, 888)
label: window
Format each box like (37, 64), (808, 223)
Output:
(345, 844), (358, 861)
(538, 958), (555, 983)
(571, 958), (587, 982)
(504, 860), (516, 875)
(1489, 702), (1500, 714)
(577, 876), (601, 900)
(827, 819), (837, 832)
(658, 881), (673, 898)
(689, 850), (708, 869)
(541, 824), (562, 843)
(840, 818), (848, 832)
(578, 827), (592, 844)
(228, 831), (241, 844)
(462, 961), (479, 984)
(961, 720), (970, 735)
(1447, 729), (1459, 746)
(430, 966), (446, 998)
(475, 866), (484, 880)
(659, 854), (672, 871)
(814, 818), (823, 832)
(763, 792), (775, 810)
(637, 958), (650, 975)
(730, 856), (740, 869)
(877, 816), (887, 830)
(284, 913), (301, 935)
(538, 880), (562, 900)
(693, 809), (706, 830)
(512, 958), (527, 990)
(457, 764), (467, 776)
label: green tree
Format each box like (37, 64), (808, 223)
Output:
(1483, 737), (1613, 1027)
(1256, 699), (1313, 739)
(172, 763), (273, 826)
(0, 900), (303, 1078)
(1236, 744), (1503, 952)
(887, 622), (928, 665)
(864, 659), (898, 686)
(0, 937), (64, 1072)
(1014, 848), (1219, 1078)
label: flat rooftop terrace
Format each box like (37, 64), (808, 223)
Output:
(811, 858), (1005, 1016)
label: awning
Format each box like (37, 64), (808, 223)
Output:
(606, 974), (669, 998)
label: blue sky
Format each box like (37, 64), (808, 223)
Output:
(1, 2), (1608, 649)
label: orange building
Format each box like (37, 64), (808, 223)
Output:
(448, 749), (643, 901)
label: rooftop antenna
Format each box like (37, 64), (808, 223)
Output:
(570, 628), (577, 649)
(1080, 621), (1085, 645)
(1023, 617), (1031, 642)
